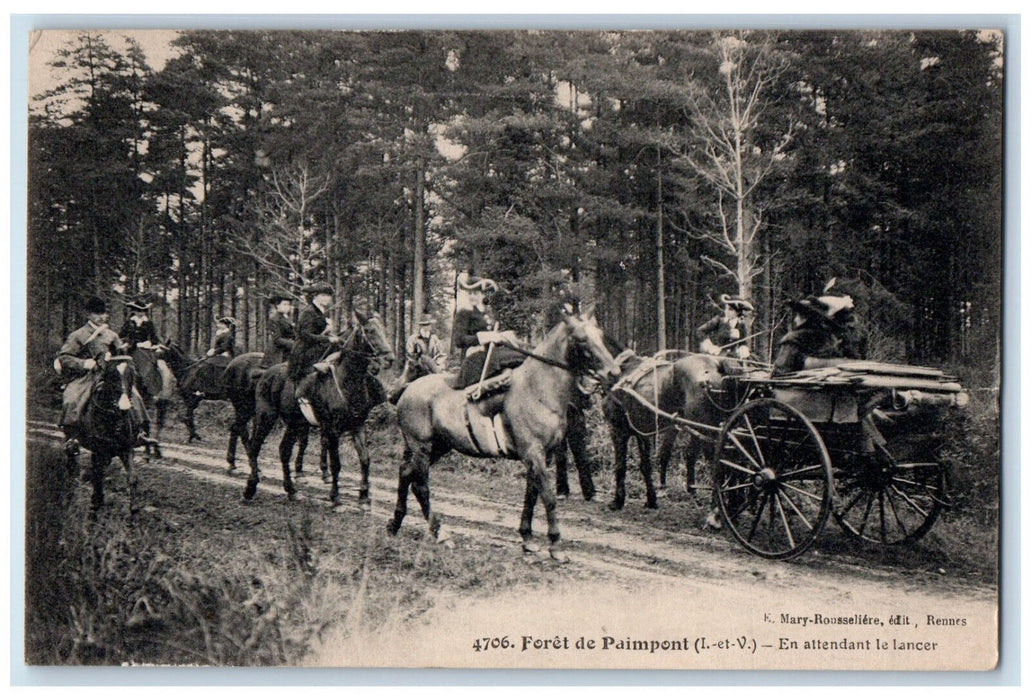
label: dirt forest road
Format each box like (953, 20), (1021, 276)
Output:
(25, 419), (998, 670)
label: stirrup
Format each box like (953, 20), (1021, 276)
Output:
(298, 399), (319, 426)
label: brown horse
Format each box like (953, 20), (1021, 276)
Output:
(129, 346), (173, 458)
(603, 349), (723, 509)
(388, 311), (620, 559)
(243, 311), (394, 506)
(64, 355), (146, 512)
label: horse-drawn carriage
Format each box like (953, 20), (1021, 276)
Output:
(612, 357), (968, 560)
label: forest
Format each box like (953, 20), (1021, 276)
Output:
(27, 29), (1003, 381)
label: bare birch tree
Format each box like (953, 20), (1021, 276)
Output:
(231, 159), (332, 296)
(673, 32), (792, 301)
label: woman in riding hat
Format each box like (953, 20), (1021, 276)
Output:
(262, 292), (296, 368)
(452, 273), (523, 389)
(695, 294), (755, 359)
(119, 298), (160, 352)
(772, 281), (863, 376)
(207, 316), (238, 358)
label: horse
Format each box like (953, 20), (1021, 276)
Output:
(128, 345), (174, 458)
(388, 311), (621, 559)
(603, 343), (723, 510)
(64, 354), (146, 512)
(159, 340), (231, 442)
(243, 311), (394, 506)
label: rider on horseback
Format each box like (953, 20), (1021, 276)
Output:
(262, 292), (296, 368)
(452, 274), (523, 389)
(57, 296), (147, 448)
(119, 298), (160, 352)
(207, 316), (238, 358)
(388, 313), (447, 405)
(292, 282), (339, 424)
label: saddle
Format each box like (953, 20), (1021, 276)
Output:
(465, 368), (513, 402)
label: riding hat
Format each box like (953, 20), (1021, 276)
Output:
(126, 298), (151, 312)
(217, 316), (238, 327)
(301, 281), (334, 297)
(719, 294), (755, 313)
(457, 274), (499, 293)
(85, 296), (107, 314)
(790, 294), (854, 328)
(268, 291), (292, 305)
(417, 313), (434, 326)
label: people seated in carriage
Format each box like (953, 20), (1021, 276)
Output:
(291, 282), (340, 423)
(119, 298), (160, 352)
(452, 274), (525, 390)
(695, 294), (755, 368)
(57, 296), (146, 445)
(772, 280), (863, 377)
(262, 292), (296, 368)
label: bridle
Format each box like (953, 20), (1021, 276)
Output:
(495, 328), (616, 389)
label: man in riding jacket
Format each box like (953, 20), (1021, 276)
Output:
(57, 296), (133, 443)
(291, 282), (339, 423)
(695, 294), (755, 361)
(452, 274), (523, 389)
(388, 313), (447, 404)
(262, 292), (296, 368)
(119, 298), (160, 352)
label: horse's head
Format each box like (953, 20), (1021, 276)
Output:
(95, 353), (137, 413)
(562, 304), (621, 385)
(345, 310), (395, 374)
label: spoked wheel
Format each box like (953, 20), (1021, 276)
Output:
(714, 398), (834, 560)
(833, 438), (950, 546)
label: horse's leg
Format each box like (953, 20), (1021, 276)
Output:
(408, 443), (445, 542)
(518, 465), (540, 548)
(638, 435), (659, 509)
(294, 426), (309, 477)
(279, 424), (300, 499)
(226, 411), (241, 472)
(324, 430), (343, 506)
(683, 435), (703, 494)
(387, 445), (414, 535)
(526, 443), (565, 560)
(319, 435), (330, 483)
(185, 398), (202, 442)
(554, 438), (570, 500)
(608, 427), (629, 511)
(155, 398), (168, 443)
(121, 449), (139, 515)
(243, 408), (277, 501)
(90, 452), (106, 511)
(657, 430), (677, 491)
(351, 427), (372, 508)
(566, 405), (596, 501)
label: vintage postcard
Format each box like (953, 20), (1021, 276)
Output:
(22, 25), (1002, 672)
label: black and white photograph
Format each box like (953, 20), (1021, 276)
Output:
(20, 23), (1004, 672)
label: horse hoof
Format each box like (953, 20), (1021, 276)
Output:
(287, 491), (303, 502)
(607, 500), (624, 511)
(549, 548), (569, 564)
(646, 500), (659, 510)
(386, 520), (400, 536)
(321, 473), (331, 484)
(582, 490), (596, 502)
(704, 512), (723, 531)
(358, 500), (371, 514)
(556, 492), (568, 502)
(226, 464), (236, 474)
(521, 541), (541, 554)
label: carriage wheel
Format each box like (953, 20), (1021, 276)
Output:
(714, 398), (834, 560)
(832, 438), (949, 546)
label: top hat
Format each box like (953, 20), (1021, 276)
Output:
(417, 313), (434, 326)
(85, 296), (107, 315)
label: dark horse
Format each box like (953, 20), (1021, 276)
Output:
(389, 311), (620, 559)
(243, 311), (394, 506)
(129, 346), (173, 458)
(64, 355), (146, 512)
(159, 341), (231, 442)
(603, 341), (723, 510)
